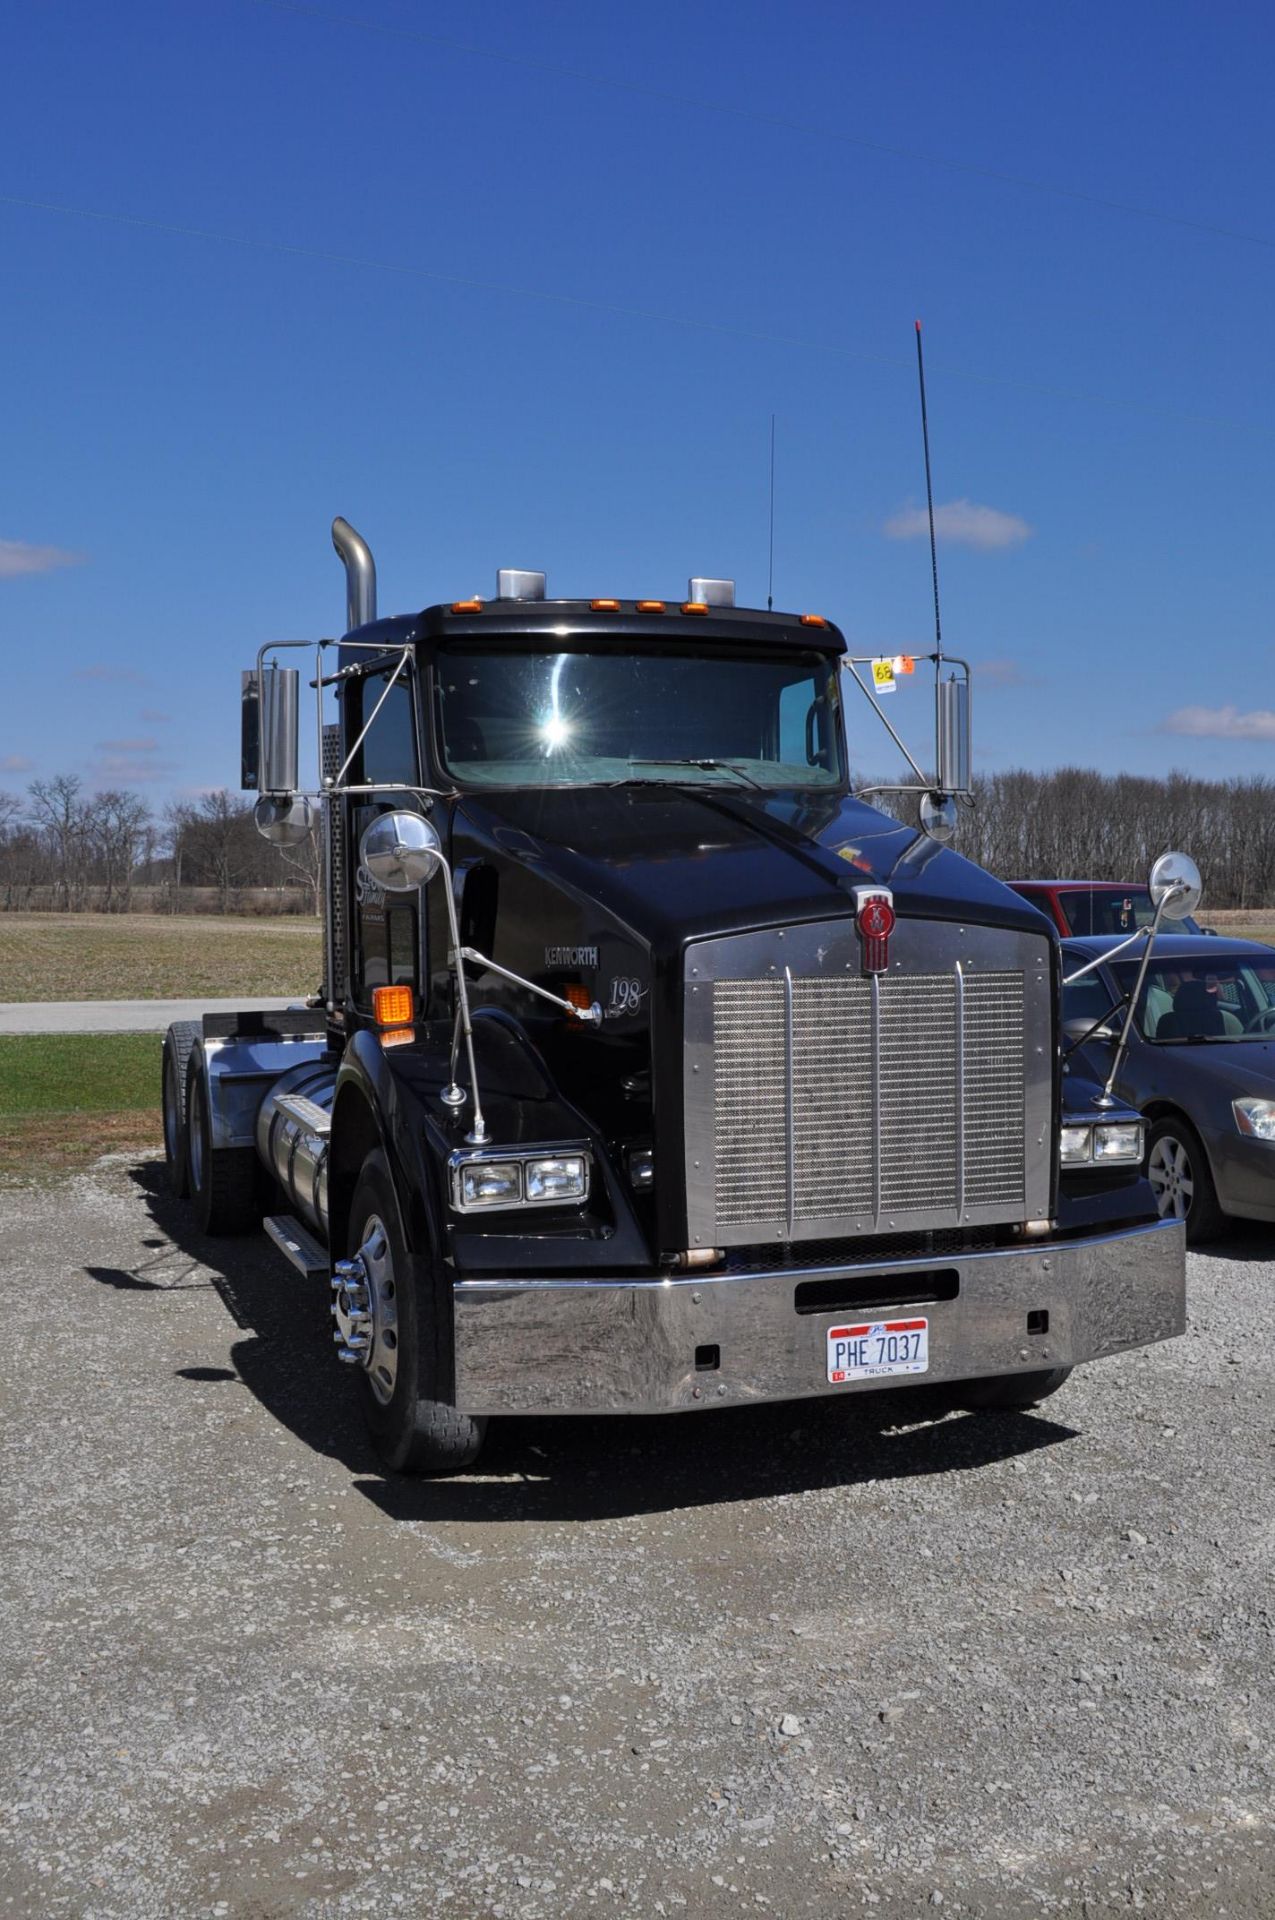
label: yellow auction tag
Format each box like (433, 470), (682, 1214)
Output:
(871, 657), (896, 694)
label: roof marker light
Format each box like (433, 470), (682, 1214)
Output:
(636, 600), (665, 613)
(681, 601), (709, 615)
(800, 613), (828, 629)
(590, 598), (621, 611)
(451, 598), (483, 613)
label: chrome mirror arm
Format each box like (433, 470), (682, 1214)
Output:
(457, 948), (603, 1025)
(1092, 883), (1188, 1111)
(1063, 925), (1150, 986)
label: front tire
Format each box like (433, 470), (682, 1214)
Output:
(1146, 1116), (1225, 1245)
(344, 1150), (486, 1475)
(957, 1367), (1073, 1411)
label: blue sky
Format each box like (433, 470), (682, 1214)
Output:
(2, 0), (1274, 806)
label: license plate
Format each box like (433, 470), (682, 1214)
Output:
(826, 1318), (929, 1384)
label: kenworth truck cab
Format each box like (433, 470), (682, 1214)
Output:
(160, 520), (1185, 1475)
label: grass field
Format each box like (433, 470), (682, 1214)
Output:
(0, 1032), (162, 1172)
(1200, 909), (1275, 947)
(0, 913), (322, 1002)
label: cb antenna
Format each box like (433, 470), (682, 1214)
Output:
(767, 412), (776, 611)
(914, 320), (943, 666)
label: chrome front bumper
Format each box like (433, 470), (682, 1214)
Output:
(451, 1218), (1186, 1416)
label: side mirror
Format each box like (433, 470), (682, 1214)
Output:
(242, 666), (301, 795)
(1063, 1017), (1117, 1046)
(360, 811), (443, 891)
(919, 791), (957, 843)
(254, 794), (316, 846)
(1148, 849), (1203, 920)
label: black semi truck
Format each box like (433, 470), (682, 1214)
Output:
(160, 520), (1185, 1474)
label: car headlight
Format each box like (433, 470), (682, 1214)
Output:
(1060, 1124), (1093, 1164)
(450, 1147), (592, 1212)
(1093, 1122), (1143, 1163)
(1234, 1097), (1275, 1142)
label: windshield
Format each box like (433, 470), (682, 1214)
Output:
(1112, 954), (1275, 1043)
(432, 643), (845, 789)
(1060, 886), (1199, 936)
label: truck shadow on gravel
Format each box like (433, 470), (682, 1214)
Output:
(102, 1160), (1082, 1524)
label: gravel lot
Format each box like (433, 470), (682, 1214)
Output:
(2, 1156), (1272, 1918)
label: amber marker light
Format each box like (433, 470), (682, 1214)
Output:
(635, 600), (665, 613)
(451, 598), (483, 613)
(681, 601), (709, 615)
(800, 613), (828, 628)
(372, 983), (414, 1028)
(590, 598), (621, 611)
(378, 1026), (415, 1050)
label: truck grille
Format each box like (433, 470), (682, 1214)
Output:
(685, 920), (1049, 1247)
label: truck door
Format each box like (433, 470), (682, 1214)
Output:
(345, 665), (427, 1015)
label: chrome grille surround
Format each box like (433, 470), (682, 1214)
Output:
(683, 917), (1052, 1249)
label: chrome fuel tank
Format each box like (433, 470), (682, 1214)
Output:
(255, 1060), (338, 1237)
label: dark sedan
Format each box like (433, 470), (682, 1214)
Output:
(1063, 932), (1275, 1241)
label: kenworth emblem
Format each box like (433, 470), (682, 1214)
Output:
(853, 885), (895, 974)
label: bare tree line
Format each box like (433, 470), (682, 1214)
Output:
(0, 776), (321, 914)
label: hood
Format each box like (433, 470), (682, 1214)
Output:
(456, 785), (1052, 950)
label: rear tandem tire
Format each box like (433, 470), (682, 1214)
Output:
(161, 1021), (201, 1199)
(185, 1058), (262, 1237)
(347, 1149), (486, 1476)
(957, 1367), (1073, 1411)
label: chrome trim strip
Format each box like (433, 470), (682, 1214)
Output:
(783, 964), (795, 1239)
(955, 959), (966, 1219)
(870, 969), (882, 1230)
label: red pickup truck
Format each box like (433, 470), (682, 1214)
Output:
(1008, 880), (1206, 938)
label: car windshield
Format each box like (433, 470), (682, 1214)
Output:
(1112, 955), (1275, 1043)
(432, 643), (845, 789)
(1060, 886), (1198, 936)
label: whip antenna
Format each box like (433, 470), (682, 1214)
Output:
(914, 320), (943, 664)
(767, 412), (776, 611)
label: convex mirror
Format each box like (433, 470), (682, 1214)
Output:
(1148, 849), (1203, 920)
(360, 811), (443, 891)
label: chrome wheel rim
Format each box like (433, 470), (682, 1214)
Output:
(332, 1214), (399, 1403)
(1148, 1135), (1193, 1221)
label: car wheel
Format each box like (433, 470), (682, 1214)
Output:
(1146, 1117), (1225, 1245)
(340, 1149), (486, 1475)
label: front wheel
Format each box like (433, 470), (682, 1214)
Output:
(339, 1149), (486, 1475)
(957, 1367), (1073, 1411)
(1146, 1116), (1225, 1244)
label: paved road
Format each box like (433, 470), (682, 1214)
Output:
(2, 1157), (1273, 1917)
(0, 997), (299, 1035)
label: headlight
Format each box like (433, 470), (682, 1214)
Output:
(1093, 1122), (1143, 1164)
(1234, 1097), (1275, 1142)
(450, 1147), (592, 1212)
(524, 1154), (589, 1202)
(1059, 1120), (1144, 1167)
(457, 1160), (523, 1210)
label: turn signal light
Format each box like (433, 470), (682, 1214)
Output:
(636, 600), (665, 613)
(681, 601), (709, 615)
(591, 597), (621, 611)
(563, 983), (593, 1017)
(372, 984), (414, 1027)
(800, 613), (828, 628)
(451, 598), (483, 613)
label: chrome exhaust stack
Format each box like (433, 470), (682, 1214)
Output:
(331, 516), (377, 633)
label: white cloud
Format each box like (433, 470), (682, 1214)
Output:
(1160, 704), (1275, 742)
(0, 538), (85, 578)
(884, 498), (1033, 551)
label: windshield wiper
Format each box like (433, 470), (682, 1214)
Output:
(619, 757), (767, 790)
